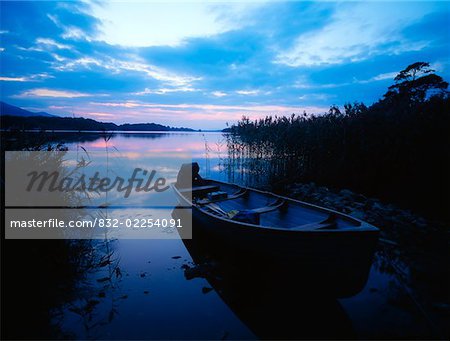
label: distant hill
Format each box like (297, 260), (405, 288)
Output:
(119, 123), (193, 131)
(0, 102), (195, 132)
(0, 101), (57, 117)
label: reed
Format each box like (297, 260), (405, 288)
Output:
(226, 63), (450, 220)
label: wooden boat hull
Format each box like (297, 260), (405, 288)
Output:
(173, 180), (379, 297)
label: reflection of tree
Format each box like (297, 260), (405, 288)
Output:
(1, 131), (170, 153)
(119, 132), (167, 139)
(1, 130), (103, 149)
(372, 224), (449, 339)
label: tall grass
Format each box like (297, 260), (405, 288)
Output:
(227, 67), (450, 220)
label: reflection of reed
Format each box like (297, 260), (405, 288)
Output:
(1, 140), (103, 339)
(373, 241), (446, 339)
(7, 133), (126, 338)
(202, 134), (211, 178)
(63, 238), (123, 339)
(57, 133), (125, 338)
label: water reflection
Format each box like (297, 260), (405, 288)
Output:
(3, 131), (445, 339)
(174, 208), (355, 339)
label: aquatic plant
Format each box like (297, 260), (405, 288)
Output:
(227, 63), (450, 220)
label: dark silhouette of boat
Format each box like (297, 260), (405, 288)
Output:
(173, 163), (379, 298)
(175, 218), (356, 339)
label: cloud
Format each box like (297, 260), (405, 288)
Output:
(0, 73), (54, 82)
(298, 93), (334, 101)
(91, 2), (262, 47)
(367, 72), (397, 82)
(294, 70), (400, 90)
(0, 77), (28, 82)
(275, 2), (436, 67)
(211, 91), (227, 97)
(35, 38), (72, 50)
(236, 90), (260, 95)
(53, 56), (200, 87)
(77, 101), (328, 127)
(47, 13), (93, 41)
(85, 112), (116, 119)
(14, 88), (94, 98)
(1, 1), (448, 129)
(90, 101), (323, 114)
(134, 87), (198, 95)
(16, 38), (73, 53)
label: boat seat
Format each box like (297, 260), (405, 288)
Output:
(249, 198), (286, 214)
(291, 221), (337, 231)
(291, 213), (338, 231)
(204, 198), (286, 225)
(196, 188), (248, 205)
(179, 185), (220, 196)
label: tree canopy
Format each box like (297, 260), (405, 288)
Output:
(383, 62), (448, 103)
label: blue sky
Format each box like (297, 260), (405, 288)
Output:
(1, 1), (449, 129)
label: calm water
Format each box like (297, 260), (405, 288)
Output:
(44, 132), (439, 339)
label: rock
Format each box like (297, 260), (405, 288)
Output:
(96, 277), (110, 283)
(350, 210), (365, 220)
(353, 193), (367, 202)
(85, 299), (100, 313)
(88, 299), (100, 306)
(351, 202), (365, 209)
(432, 302), (450, 312)
(202, 287), (213, 294)
(372, 201), (384, 212)
(414, 218), (428, 229)
(341, 207), (351, 214)
(339, 189), (354, 198)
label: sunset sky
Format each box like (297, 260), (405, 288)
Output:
(1, 1), (449, 129)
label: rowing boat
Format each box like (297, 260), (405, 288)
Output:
(173, 163), (379, 297)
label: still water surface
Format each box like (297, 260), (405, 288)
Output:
(52, 132), (436, 339)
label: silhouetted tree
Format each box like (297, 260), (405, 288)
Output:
(228, 62), (450, 220)
(383, 62), (448, 104)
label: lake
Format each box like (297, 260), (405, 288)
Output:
(4, 131), (443, 339)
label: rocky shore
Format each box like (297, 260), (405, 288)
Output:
(286, 182), (450, 331)
(286, 182), (447, 244)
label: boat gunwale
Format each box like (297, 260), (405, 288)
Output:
(172, 179), (379, 233)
